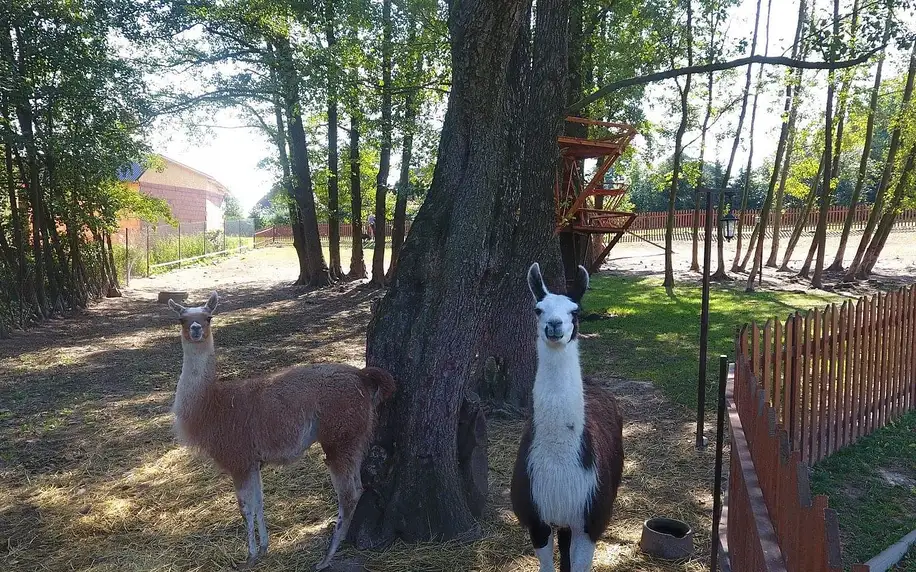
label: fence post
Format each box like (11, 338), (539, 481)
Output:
(238, 219), (242, 248)
(125, 228), (130, 287)
(710, 354), (729, 572)
(224, 219), (228, 252)
(146, 224), (151, 277)
(203, 222), (208, 256)
(178, 222), (181, 269)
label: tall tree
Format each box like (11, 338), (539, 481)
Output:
(804, 0), (841, 288)
(764, 0), (810, 267)
(350, 0), (570, 546)
(845, 44), (916, 279)
(663, 0), (694, 296)
(711, 0), (765, 280)
(347, 114), (367, 279)
(326, 0), (343, 280)
(370, 0), (393, 285)
(828, 12), (891, 271)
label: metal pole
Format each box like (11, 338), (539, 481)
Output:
(146, 224), (150, 277)
(125, 228), (129, 287)
(177, 222), (181, 269)
(697, 188), (714, 449)
(710, 354), (728, 572)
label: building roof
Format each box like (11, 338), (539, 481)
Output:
(117, 162), (144, 182)
(160, 156), (231, 196)
(116, 156), (230, 196)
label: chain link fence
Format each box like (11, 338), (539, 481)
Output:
(112, 219), (255, 284)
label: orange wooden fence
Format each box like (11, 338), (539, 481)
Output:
(744, 286), (916, 465)
(727, 285), (916, 571)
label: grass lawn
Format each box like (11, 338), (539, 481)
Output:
(581, 275), (844, 409)
(810, 411), (916, 568)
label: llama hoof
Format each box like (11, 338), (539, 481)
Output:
(232, 555), (261, 570)
(313, 561), (330, 571)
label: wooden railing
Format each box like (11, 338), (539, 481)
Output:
(727, 286), (916, 571)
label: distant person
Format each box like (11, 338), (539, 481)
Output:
(367, 213), (376, 240)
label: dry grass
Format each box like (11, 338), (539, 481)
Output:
(0, 249), (716, 571)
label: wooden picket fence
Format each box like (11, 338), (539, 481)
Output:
(728, 285), (916, 571)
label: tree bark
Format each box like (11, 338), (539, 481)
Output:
(370, 0), (393, 286)
(326, 0), (343, 280)
(829, 14), (889, 271)
(350, 0), (569, 546)
(276, 35), (331, 287)
(664, 0), (693, 296)
(844, 44), (916, 281)
(347, 115), (367, 279)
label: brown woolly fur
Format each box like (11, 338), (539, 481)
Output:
(167, 292), (396, 570)
(582, 377), (624, 543)
(178, 363), (391, 476)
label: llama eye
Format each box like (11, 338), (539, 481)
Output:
(534, 308), (543, 316)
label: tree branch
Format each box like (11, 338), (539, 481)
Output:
(566, 47), (883, 114)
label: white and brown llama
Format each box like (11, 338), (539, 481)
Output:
(511, 264), (624, 572)
(167, 292), (395, 570)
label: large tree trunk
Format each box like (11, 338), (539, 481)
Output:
(276, 35), (331, 287)
(326, 1), (343, 280)
(844, 44), (916, 281)
(664, 0), (693, 296)
(829, 16), (889, 271)
(347, 116), (367, 279)
(350, 0), (569, 547)
(370, 0), (393, 286)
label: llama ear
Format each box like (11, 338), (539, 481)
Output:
(205, 291), (219, 313)
(527, 263), (548, 302)
(168, 299), (186, 315)
(568, 265), (590, 304)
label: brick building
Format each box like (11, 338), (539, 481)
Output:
(118, 156), (231, 230)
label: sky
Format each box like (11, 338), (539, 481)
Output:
(144, 0), (909, 214)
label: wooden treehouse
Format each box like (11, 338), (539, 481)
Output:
(555, 117), (638, 280)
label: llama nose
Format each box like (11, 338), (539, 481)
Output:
(546, 319), (563, 338)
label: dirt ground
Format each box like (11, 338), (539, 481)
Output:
(0, 245), (722, 572)
(2, 231), (912, 572)
(605, 230), (916, 296)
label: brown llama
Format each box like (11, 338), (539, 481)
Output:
(167, 292), (395, 570)
(511, 264), (624, 572)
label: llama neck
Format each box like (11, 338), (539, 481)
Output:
(174, 337), (217, 420)
(532, 339), (585, 436)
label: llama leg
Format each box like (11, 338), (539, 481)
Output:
(252, 467), (269, 556)
(233, 467), (264, 568)
(569, 529), (596, 572)
(314, 466), (363, 571)
(557, 528), (572, 572)
(530, 521), (554, 572)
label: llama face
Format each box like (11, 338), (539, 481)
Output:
(169, 292), (219, 343)
(527, 263), (589, 347)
